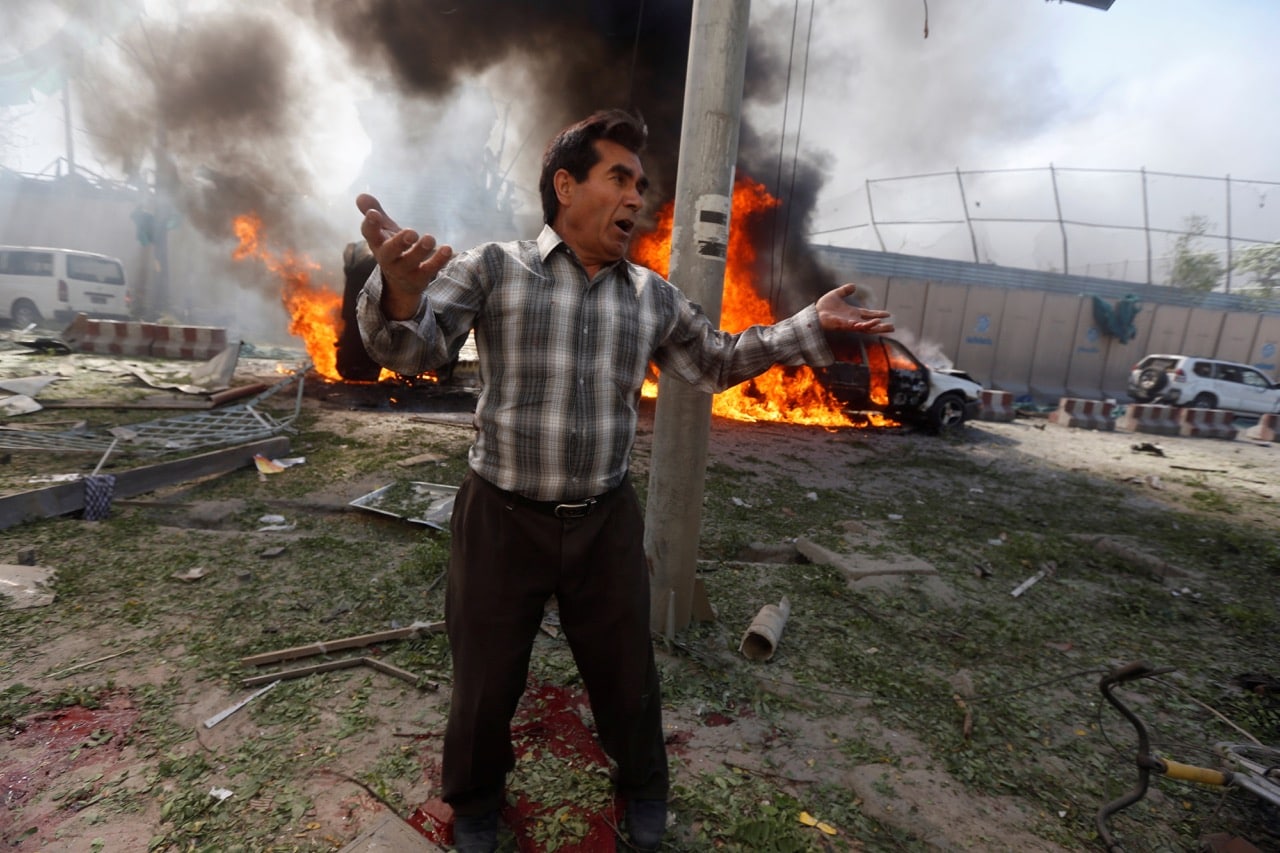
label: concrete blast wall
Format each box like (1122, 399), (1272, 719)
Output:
(1218, 313), (1261, 364)
(919, 282), (966, 358)
(881, 277), (926, 341)
(813, 245), (1280, 403)
(1029, 293), (1080, 401)
(954, 285), (1003, 391)
(988, 289), (1044, 398)
(1065, 296), (1108, 401)
(1254, 316), (1280, 375)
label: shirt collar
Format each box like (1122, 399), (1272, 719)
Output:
(535, 224), (564, 262)
(536, 223), (636, 286)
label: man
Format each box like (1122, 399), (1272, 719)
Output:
(357, 109), (892, 853)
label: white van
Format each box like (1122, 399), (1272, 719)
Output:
(0, 246), (131, 329)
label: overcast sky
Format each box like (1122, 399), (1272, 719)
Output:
(2, 0), (1278, 279)
(787, 0), (1280, 274)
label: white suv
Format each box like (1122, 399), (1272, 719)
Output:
(1128, 354), (1280, 416)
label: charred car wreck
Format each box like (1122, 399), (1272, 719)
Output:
(812, 331), (982, 432)
(336, 241), (468, 385)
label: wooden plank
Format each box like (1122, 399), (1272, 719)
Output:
(40, 385), (267, 411)
(242, 658), (365, 687)
(43, 396), (214, 410)
(210, 383), (269, 406)
(239, 620), (446, 667)
(0, 436), (290, 531)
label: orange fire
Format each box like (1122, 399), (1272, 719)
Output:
(232, 181), (889, 428)
(232, 213), (342, 379)
(631, 177), (860, 428)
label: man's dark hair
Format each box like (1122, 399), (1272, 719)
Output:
(539, 109), (648, 225)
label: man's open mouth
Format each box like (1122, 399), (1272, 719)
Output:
(615, 218), (634, 235)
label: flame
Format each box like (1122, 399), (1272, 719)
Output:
(228, 183), (894, 426)
(232, 213), (342, 379)
(632, 177), (873, 428)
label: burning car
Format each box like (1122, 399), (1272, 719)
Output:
(335, 241), (469, 385)
(336, 241), (381, 381)
(811, 331), (982, 432)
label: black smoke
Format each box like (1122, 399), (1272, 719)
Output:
(319, 0), (692, 213)
(77, 7), (328, 250)
(321, 0), (837, 306)
(70, 0), (837, 309)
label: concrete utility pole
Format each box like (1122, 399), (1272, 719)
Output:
(645, 0), (751, 636)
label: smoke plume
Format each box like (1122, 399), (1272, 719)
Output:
(77, 5), (351, 253)
(65, 0), (843, 327)
(321, 0), (838, 306)
(320, 0), (693, 218)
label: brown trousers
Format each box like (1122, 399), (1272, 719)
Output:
(441, 471), (669, 816)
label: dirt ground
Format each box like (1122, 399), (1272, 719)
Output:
(2, 354), (1279, 851)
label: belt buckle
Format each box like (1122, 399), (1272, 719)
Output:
(554, 498), (596, 519)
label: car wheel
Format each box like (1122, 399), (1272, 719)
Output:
(1190, 393), (1216, 409)
(1136, 367), (1168, 395)
(927, 393), (968, 433)
(11, 299), (41, 329)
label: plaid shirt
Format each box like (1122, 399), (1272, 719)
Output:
(358, 225), (833, 502)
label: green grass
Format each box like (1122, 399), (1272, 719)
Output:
(3, 414), (1278, 851)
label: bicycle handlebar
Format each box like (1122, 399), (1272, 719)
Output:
(1095, 661), (1264, 849)
(1096, 661), (1177, 851)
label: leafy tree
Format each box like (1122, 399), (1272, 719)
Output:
(1167, 214), (1224, 293)
(1233, 242), (1280, 298)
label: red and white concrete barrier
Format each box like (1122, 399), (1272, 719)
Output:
(63, 314), (230, 361)
(1116, 403), (1181, 436)
(1048, 397), (1115, 431)
(1244, 413), (1279, 442)
(149, 324), (229, 360)
(63, 317), (152, 356)
(978, 390), (1016, 422)
(1178, 408), (1237, 440)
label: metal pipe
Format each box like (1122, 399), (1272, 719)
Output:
(739, 597), (791, 661)
(1050, 164), (1068, 274)
(955, 168), (979, 263)
(1225, 174), (1233, 293)
(1141, 167), (1152, 284)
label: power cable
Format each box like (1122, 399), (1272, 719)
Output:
(768, 0), (802, 307)
(778, 1), (816, 305)
(627, 0), (647, 111)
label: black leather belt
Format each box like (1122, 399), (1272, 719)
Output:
(552, 498), (597, 519)
(488, 479), (619, 519)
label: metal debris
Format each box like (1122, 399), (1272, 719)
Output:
(349, 481), (458, 529)
(203, 680), (281, 729)
(0, 366), (306, 456)
(1011, 562), (1056, 597)
(242, 656), (438, 690)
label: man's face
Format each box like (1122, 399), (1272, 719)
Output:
(553, 139), (649, 273)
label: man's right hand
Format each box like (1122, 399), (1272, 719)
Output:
(357, 193), (453, 320)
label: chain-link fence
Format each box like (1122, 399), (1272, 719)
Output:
(810, 166), (1280, 294)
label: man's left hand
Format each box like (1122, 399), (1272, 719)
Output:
(816, 284), (895, 335)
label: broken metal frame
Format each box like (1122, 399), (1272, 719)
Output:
(0, 364), (307, 456)
(238, 620), (445, 667)
(242, 656), (438, 690)
(238, 620), (447, 691)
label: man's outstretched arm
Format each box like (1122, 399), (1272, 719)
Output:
(815, 283), (894, 336)
(357, 193), (454, 321)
